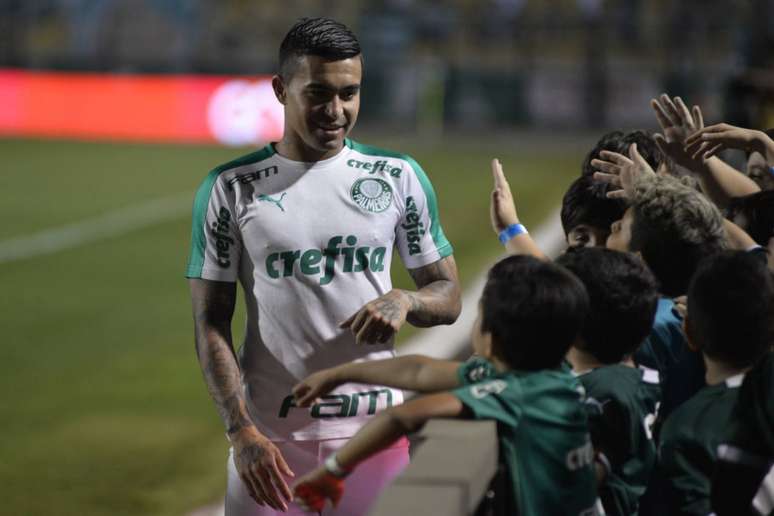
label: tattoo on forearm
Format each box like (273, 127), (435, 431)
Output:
(406, 257), (461, 327)
(191, 280), (254, 435)
(374, 297), (403, 322)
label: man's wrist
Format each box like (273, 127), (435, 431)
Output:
(226, 424), (261, 445)
(324, 453), (352, 478)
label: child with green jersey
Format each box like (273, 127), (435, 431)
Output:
(658, 251), (773, 516)
(556, 247), (661, 516)
(290, 255), (601, 515)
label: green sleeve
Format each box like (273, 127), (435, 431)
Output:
(452, 377), (523, 427)
(456, 356), (497, 386)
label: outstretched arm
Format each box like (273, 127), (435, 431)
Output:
(292, 354), (462, 407)
(292, 393), (467, 512)
(341, 255), (461, 344)
(190, 278), (294, 512)
(490, 158), (548, 259)
(651, 94), (759, 206)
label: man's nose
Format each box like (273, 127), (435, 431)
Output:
(324, 96), (343, 119)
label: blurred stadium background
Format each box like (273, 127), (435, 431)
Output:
(1, 1), (772, 515)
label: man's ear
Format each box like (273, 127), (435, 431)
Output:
(272, 75), (287, 105)
(683, 317), (700, 353)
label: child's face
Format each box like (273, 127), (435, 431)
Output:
(606, 207), (634, 252)
(471, 304), (493, 359)
(566, 224), (609, 248)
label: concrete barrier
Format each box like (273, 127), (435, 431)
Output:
(368, 420), (498, 516)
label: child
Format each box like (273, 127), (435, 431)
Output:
(658, 251), (774, 515)
(561, 174), (627, 249)
(556, 247), (661, 516)
(290, 255), (600, 515)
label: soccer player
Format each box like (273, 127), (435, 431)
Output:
(658, 251), (773, 516)
(556, 247), (661, 516)
(186, 18), (461, 516)
(290, 255), (600, 515)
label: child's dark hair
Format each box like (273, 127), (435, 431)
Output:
(556, 248), (659, 363)
(561, 175), (627, 237)
(687, 251), (774, 369)
(726, 190), (774, 246)
(279, 17), (361, 79)
(581, 130), (665, 177)
(480, 255), (589, 370)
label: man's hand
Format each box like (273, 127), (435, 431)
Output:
(592, 143), (656, 199)
(293, 466), (344, 512)
(340, 289), (411, 345)
(292, 368), (343, 407)
(651, 93), (704, 171)
(231, 428), (295, 512)
(490, 158), (520, 233)
(686, 123), (774, 162)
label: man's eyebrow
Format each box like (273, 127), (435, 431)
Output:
(305, 82), (361, 91)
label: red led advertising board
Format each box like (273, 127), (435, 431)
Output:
(0, 69), (284, 145)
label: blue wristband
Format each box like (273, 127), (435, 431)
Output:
(769, 166), (774, 178)
(498, 223), (527, 244)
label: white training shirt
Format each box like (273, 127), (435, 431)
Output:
(186, 139), (453, 441)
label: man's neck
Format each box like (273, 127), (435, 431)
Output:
(274, 137), (343, 163)
(704, 355), (750, 385)
(565, 346), (605, 373)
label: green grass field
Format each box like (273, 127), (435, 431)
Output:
(0, 135), (584, 515)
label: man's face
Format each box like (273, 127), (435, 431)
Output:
(274, 55), (361, 160)
(747, 151), (774, 191)
(566, 224), (609, 249)
(606, 207), (635, 252)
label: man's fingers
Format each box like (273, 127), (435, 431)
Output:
(269, 461), (294, 503)
(240, 472), (266, 507)
(653, 133), (671, 155)
(592, 172), (622, 187)
(256, 469), (286, 511)
(598, 150), (633, 166)
(629, 143), (653, 174)
(276, 451), (295, 478)
(347, 309), (369, 338)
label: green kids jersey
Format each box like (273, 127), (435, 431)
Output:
(659, 373), (745, 516)
(454, 358), (601, 516)
(577, 365), (662, 516)
(713, 353), (774, 515)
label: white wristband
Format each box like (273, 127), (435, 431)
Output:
(324, 453), (350, 478)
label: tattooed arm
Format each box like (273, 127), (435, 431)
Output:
(340, 255), (462, 344)
(189, 278), (294, 511)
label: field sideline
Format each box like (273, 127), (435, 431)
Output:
(0, 134), (587, 515)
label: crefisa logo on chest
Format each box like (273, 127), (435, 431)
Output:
(350, 178), (393, 213)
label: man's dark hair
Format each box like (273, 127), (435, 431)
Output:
(480, 255), (589, 370)
(581, 130), (664, 177)
(556, 248), (659, 363)
(278, 17), (362, 79)
(726, 190), (774, 245)
(561, 175), (627, 236)
(687, 251), (774, 368)
(629, 175), (726, 297)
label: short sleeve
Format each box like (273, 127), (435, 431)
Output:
(452, 376), (523, 428)
(394, 157), (453, 269)
(185, 170), (242, 282)
(457, 356), (497, 386)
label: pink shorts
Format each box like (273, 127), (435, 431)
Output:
(225, 437), (410, 516)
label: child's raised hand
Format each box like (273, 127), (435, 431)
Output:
(292, 368), (342, 407)
(293, 466), (345, 512)
(490, 158), (520, 234)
